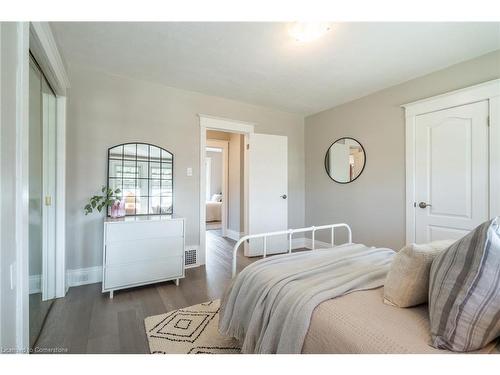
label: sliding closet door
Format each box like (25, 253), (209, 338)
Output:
(28, 57), (57, 348)
(41, 71), (57, 301)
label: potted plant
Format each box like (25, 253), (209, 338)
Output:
(84, 186), (124, 218)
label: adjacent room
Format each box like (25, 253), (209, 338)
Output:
(1, 18), (499, 359)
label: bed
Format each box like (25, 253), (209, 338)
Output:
(219, 223), (500, 354)
(303, 287), (498, 354)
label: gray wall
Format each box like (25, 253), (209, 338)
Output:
(305, 50), (500, 250)
(66, 65), (305, 270)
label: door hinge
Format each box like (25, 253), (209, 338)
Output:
(246, 144), (250, 150)
(487, 116), (490, 127)
(413, 202), (416, 208)
(45, 196), (52, 206)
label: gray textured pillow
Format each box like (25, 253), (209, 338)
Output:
(429, 217), (500, 352)
(383, 240), (455, 308)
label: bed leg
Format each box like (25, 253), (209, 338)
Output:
(109, 290), (114, 299)
(175, 278), (180, 286)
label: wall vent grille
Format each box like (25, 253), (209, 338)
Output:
(184, 249), (197, 267)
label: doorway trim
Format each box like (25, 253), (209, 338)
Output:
(29, 22), (69, 299)
(402, 79), (500, 244)
(206, 139), (229, 237)
(198, 114), (254, 265)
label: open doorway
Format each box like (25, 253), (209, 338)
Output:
(200, 115), (290, 266)
(204, 130), (245, 256)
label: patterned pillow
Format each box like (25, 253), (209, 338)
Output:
(383, 240), (455, 308)
(428, 217), (500, 352)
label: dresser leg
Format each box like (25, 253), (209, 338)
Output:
(110, 290), (114, 299)
(175, 279), (179, 286)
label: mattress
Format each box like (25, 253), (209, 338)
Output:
(302, 287), (499, 354)
(206, 201), (222, 222)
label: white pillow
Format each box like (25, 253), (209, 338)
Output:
(383, 239), (455, 308)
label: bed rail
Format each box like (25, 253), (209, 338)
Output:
(231, 223), (352, 277)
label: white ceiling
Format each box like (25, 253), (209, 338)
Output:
(50, 22), (500, 115)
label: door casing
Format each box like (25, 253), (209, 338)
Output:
(403, 79), (500, 244)
(199, 115), (255, 266)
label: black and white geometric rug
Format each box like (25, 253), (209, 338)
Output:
(144, 299), (241, 354)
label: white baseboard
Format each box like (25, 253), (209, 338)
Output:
(29, 274), (41, 294)
(225, 229), (243, 241)
(66, 266), (102, 288)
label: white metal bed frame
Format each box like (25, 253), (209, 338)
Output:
(231, 223), (352, 277)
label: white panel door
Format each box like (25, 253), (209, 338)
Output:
(415, 100), (489, 243)
(247, 133), (288, 256)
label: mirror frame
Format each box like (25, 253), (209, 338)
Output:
(324, 137), (366, 184)
(106, 142), (174, 216)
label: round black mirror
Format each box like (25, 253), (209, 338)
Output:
(324, 137), (366, 183)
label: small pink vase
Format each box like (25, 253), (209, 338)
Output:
(110, 201), (120, 218)
(118, 199), (126, 217)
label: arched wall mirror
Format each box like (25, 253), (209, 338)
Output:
(325, 137), (366, 184)
(107, 142), (173, 216)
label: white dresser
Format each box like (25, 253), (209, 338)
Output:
(102, 215), (185, 298)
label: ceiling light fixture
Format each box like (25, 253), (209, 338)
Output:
(288, 22), (331, 43)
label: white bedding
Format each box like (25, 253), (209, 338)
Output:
(206, 201), (222, 222)
(219, 244), (395, 353)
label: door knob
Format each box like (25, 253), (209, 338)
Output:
(281, 194), (287, 199)
(418, 202), (432, 209)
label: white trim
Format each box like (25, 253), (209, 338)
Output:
(404, 79), (500, 244)
(29, 22), (70, 96)
(198, 114), (256, 132)
(206, 139), (229, 237)
(0, 23), (3, 350)
(29, 23), (69, 299)
(15, 22), (30, 353)
(490, 96), (500, 219)
(402, 79), (500, 116)
(199, 115), (254, 265)
(405, 113), (416, 244)
(66, 266), (103, 288)
(29, 275), (41, 295)
(205, 157), (211, 200)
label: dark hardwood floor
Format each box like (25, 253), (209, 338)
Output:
(34, 229), (254, 354)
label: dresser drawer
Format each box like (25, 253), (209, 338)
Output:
(104, 257), (183, 290)
(105, 219), (183, 242)
(105, 237), (183, 266)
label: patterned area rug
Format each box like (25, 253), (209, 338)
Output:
(144, 299), (241, 354)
